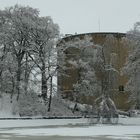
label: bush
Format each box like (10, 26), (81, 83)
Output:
(18, 90), (47, 117)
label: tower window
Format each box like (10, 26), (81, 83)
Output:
(119, 85), (124, 91)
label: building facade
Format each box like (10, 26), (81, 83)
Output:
(58, 32), (131, 110)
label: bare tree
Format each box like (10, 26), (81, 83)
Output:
(28, 16), (59, 104)
(123, 22), (140, 109)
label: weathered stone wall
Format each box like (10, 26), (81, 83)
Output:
(58, 32), (131, 110)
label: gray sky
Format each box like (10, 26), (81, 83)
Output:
(0, 0), (140, 35)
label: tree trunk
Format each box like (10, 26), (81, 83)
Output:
(41, 61), (48, 104)
(16, 60), (21, 101)
(10, 76), (15, 103)
(24, 53), (29, 94)
(48, 76), (52, 112)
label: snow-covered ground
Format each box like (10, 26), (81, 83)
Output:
(0, 95), (19, 118)
(0, 94), (80, 118)
(0, 94), (140, 140)
(0, 118), (140, 140)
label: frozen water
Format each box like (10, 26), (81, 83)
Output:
(0, 118), (140, 140)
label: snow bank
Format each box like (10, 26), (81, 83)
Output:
(118, 117), (140, 125)
(0, 94), (19, 118)
(0, 118), (87, 128)
(46, 97), (80, 117)
(0, 94), (80, 118)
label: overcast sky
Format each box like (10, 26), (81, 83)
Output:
(0, 0), (140, 35)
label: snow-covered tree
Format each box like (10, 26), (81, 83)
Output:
(0, 51), (17, 102)
(0, 5), (62, 116)
(0, 5), (60, 105)
(0, 5), (40, 100)
(64, 36), (102, 99)
(27, 15), (59, 105)
(123, 22), (140, 109)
